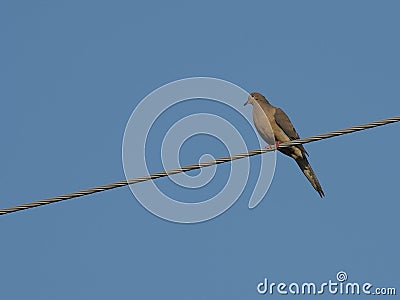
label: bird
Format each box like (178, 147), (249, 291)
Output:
(244, 92), (324, 197)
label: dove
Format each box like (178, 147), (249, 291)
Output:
(244, 92), (324, 197)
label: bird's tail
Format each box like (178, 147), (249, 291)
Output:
(295, 157), (325, 198)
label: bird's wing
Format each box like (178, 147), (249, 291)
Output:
(274, 107), (308, 156)
(274, 108), (300, 140)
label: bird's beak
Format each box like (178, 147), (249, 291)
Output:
(243, 100), (248, 106)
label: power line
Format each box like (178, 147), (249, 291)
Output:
(0, 116), (399, 216)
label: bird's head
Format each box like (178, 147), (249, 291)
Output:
(244, 92), (269, 106)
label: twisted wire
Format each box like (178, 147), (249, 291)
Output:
(0, 116), (399, 216)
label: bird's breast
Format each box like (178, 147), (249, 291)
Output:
(252, 106), (275, 145)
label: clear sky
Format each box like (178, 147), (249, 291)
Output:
(1, 1), (399, 299)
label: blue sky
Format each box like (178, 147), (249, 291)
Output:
(1, 1), (399, 299)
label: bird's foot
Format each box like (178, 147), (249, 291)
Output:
(264, 142), (280, 150)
